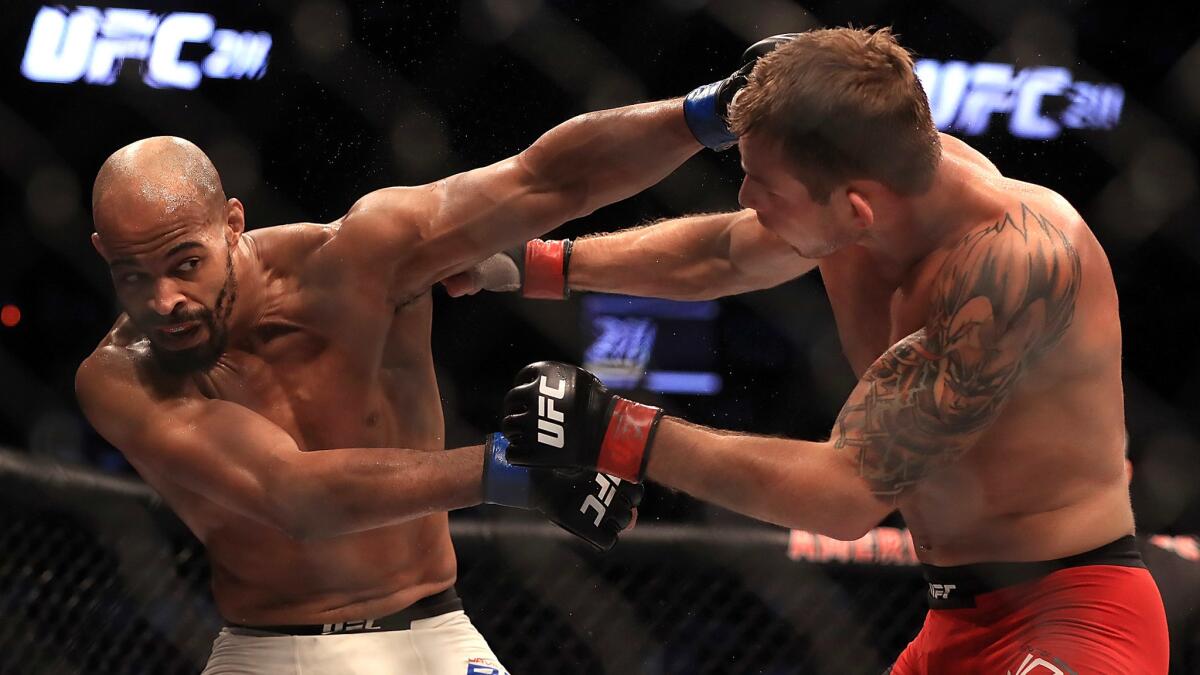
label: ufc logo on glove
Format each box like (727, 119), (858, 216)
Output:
(537, 375), (566, 448)
(581, 473), (622, 526)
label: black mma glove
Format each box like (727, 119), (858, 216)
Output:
(683, 33), (798, 150)
(501, 361), (664, 483)
(481, 432), (641, 551)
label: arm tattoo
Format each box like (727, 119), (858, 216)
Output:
(832, 204), (1081, 500)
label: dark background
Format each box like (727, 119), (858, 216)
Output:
(1, 0), (1198, 532)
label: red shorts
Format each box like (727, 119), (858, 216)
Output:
(891, 537), (1169, 674)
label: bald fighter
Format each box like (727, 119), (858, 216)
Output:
(74, 89), (708, 672)
(484, 28), (1171, 673)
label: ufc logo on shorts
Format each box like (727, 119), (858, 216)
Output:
(928, 583), (957, 599)
(581, 473), (620, 526)
(466, 664), (508, 675)
(536, 374), (566, 448)
(320, 619), (381, 635)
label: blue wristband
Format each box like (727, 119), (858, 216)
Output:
(482, 433), (534, 509)
(684, 81), (738, 151)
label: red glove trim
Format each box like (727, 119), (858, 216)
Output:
(523, 239), (569, 299)
(597, 398), (663, 481)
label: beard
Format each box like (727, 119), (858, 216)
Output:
(148, 248), (238, 375)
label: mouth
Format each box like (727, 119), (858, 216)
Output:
(155, 321), (204, 348)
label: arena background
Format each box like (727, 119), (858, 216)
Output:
(1, 1), (1199, 673)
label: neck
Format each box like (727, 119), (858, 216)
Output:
(856, 161), (1004, 281)
(225, 235), (265, 343)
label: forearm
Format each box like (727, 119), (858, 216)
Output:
(521, 99), (701, 220)
(644, 418), (887, 540)
(279, 445), (484, 539)
(568, 212), (748, 301)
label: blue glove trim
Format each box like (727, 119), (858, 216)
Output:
(482, 433), (534, 509)
(684, 81), (738, 150)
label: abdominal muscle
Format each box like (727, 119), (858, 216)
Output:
(896, 422), (1134, 567)
(152, 469), (458, 626)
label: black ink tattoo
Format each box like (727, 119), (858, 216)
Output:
(832, 204), (1081, 500)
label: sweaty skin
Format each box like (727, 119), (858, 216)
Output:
(820, 142), (1127, 564)
(77, 108), (699, 625)
(568, 134), (1131, 566)
(92, 234), (459, 625)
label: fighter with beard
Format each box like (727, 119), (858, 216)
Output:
(74, 103), (694, 672)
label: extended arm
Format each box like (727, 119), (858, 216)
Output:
(569, 209), (816, 300)
(503, 205), (1082, 540)
(382, 34), (799, 299)
(444, 209), (817, 301)
(77, 347), (640, 548)
(76, 350), (484, 540)
(333, 99), (701, 299)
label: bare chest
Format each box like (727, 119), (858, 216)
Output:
(819, 250), (945, 376)
(191, 294), (441, 452)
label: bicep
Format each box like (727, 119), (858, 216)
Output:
(831, 328), (997, 501)
(147, 399), (301, 514)
(831, 205), (1081, 501)
(81, 373), (302, 529)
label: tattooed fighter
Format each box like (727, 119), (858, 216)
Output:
(471, 28), (1170, 673)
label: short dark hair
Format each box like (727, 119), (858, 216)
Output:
(729, 27), (941, 203)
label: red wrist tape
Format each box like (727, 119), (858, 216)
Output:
(597, 398), (663, 482)
(523, 239), (569, 299)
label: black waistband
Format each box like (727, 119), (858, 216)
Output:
(921, 535), (1144, 609)
(231, 587), (463, 635)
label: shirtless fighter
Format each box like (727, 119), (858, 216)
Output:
(483, 28), (1171, 673)
(72, 80), (724, 671)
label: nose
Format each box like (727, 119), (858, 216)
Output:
(149, 278), (186, 316)
(738, 182), (771, 227)
(737, 178), (759, 211)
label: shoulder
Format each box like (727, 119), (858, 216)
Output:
(939, 133), (1001, 176)
(77, 317), (149, 393)
(76, 342), (142, 438)
(940, 201), (1081, 289)
(76, 321), (189, 441)
(339, 185), (438, 243)
(309, 185), (440, 274)
(930, 202), (1082, 354)
(244, 222), (336, 271)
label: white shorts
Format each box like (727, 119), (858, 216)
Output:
(201, 610), (509, 675)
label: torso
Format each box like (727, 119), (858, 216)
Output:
(819, 142), (1132, 566)
(107, 223), (455, 624)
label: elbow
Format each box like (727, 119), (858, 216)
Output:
(826, 498), (892, 542)
(264, 492), (315, 541)
(273, 511), (321, 542)
(563, 184), (598, 222)
(799, 487), (890, 542)
(726, 259), (773, 297)
(271, 505), (338, 542)
(518, 152), (595, 223)
(824, 519), (876, 542)
(806, 517), (876, 543)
